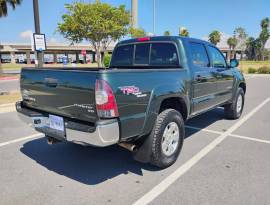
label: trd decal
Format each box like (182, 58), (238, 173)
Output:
(119, 86), (147, 98)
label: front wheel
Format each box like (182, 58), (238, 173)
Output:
(224, 87), (245, 119)
(150, 109), (185, 168)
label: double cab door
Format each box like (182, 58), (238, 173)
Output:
(187, 40), (234, 115)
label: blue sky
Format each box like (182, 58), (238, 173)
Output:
(0, 0), (269, 43)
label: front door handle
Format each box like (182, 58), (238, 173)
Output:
(216, 68), (226, 72)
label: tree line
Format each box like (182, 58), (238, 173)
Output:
(208, 18), (269, 60)
(166, 18), (269, 61)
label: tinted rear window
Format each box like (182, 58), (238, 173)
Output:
(150, 43), (178, 66)
(135, 44), (150, 65)
(110, 42), (179, 68)
(110, 44), (133, 66)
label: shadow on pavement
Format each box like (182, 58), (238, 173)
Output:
(20, 138), (158, 185)
(186, 107), (225, 132)
(20, 108), (225, 185)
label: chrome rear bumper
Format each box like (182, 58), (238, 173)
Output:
(16, 102), (120, 147)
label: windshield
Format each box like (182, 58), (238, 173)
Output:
(110, 42), (180, 68)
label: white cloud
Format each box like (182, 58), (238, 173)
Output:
(20, 30), (33, 39)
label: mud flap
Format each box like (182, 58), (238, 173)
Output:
(133, 134), (153, 163)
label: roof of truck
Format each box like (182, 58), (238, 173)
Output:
(117, 36), (212, 46)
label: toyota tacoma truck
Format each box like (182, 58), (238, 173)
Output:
(16, 36), (246, 168)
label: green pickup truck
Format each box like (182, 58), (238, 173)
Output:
(16, 36), (246, 168)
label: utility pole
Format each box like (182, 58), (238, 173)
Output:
(153, 0), (156, 35)
(131, 0), (138, 28)
(33, 0), (43, 67)
(0, 42), (3, 75)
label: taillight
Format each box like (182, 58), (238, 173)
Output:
(95, 79), (119, 118)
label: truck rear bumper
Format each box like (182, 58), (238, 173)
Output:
(16, 102), (120, 147)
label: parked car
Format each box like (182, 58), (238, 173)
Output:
(1, 58), (11, 63)
(16, 36), (246, 168)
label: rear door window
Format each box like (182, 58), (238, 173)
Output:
(207, 46), (227, 68)
(189, 42), (210, 67)
(135, 43), (150, 65)
(110, 44), (134, 66)
(150, 43), (179, 66)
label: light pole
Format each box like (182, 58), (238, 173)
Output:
(33, 0), (43, 67)
(0, 42), (3, 74)
(131, 0), (138, 28)
(153, 0), (156, 35)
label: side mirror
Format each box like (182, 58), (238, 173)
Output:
(230, 59), (239, 68)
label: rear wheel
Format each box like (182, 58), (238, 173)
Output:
(224, 87), (245, 119)
(150, 109), (184, 168)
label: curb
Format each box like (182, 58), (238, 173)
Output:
(0, 103), (15, 107)
(0, 76), (19, 81)
(244, 74), (270, 77)
(0, 90), (19, 95)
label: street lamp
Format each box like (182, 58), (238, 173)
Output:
(131, 0), (138, 28)
(153, 0), (156, 35)
(33, 0), (43, 67)
(0, 42), (3, 73)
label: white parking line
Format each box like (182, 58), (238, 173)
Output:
(185, 125), (222, 135)
(0, 133), (43, 148)
(230, 133), (270, 144)
(133, 98), (270, 205)
(186, 125), (270, 145)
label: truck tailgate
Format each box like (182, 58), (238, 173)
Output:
(20, 68), (98, 123)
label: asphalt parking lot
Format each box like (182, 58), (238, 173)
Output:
(0, 75), (269, 205)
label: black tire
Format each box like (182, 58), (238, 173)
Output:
(224, 87), (245, 119)
(150, 109), (185, 168)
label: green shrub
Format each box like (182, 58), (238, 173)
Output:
(248, 67), (257, 74)
(257, 66), (270, 74)
(103, 53), (112, 68)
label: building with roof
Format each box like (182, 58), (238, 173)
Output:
(0, 42), (115, 64)
(0, 36), (269, 64)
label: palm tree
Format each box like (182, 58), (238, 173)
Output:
(179, 27), (189, 37)
(164, 30), (171, 36)
(260, 17), (270, 29)
(0, 0), (22, 17)
(245, 37), (255, 60)
(208, 30), (221, 45)
(234, 27), (248, 59)
(227, 37), (238, 60)
(259, 18), (270, 60)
